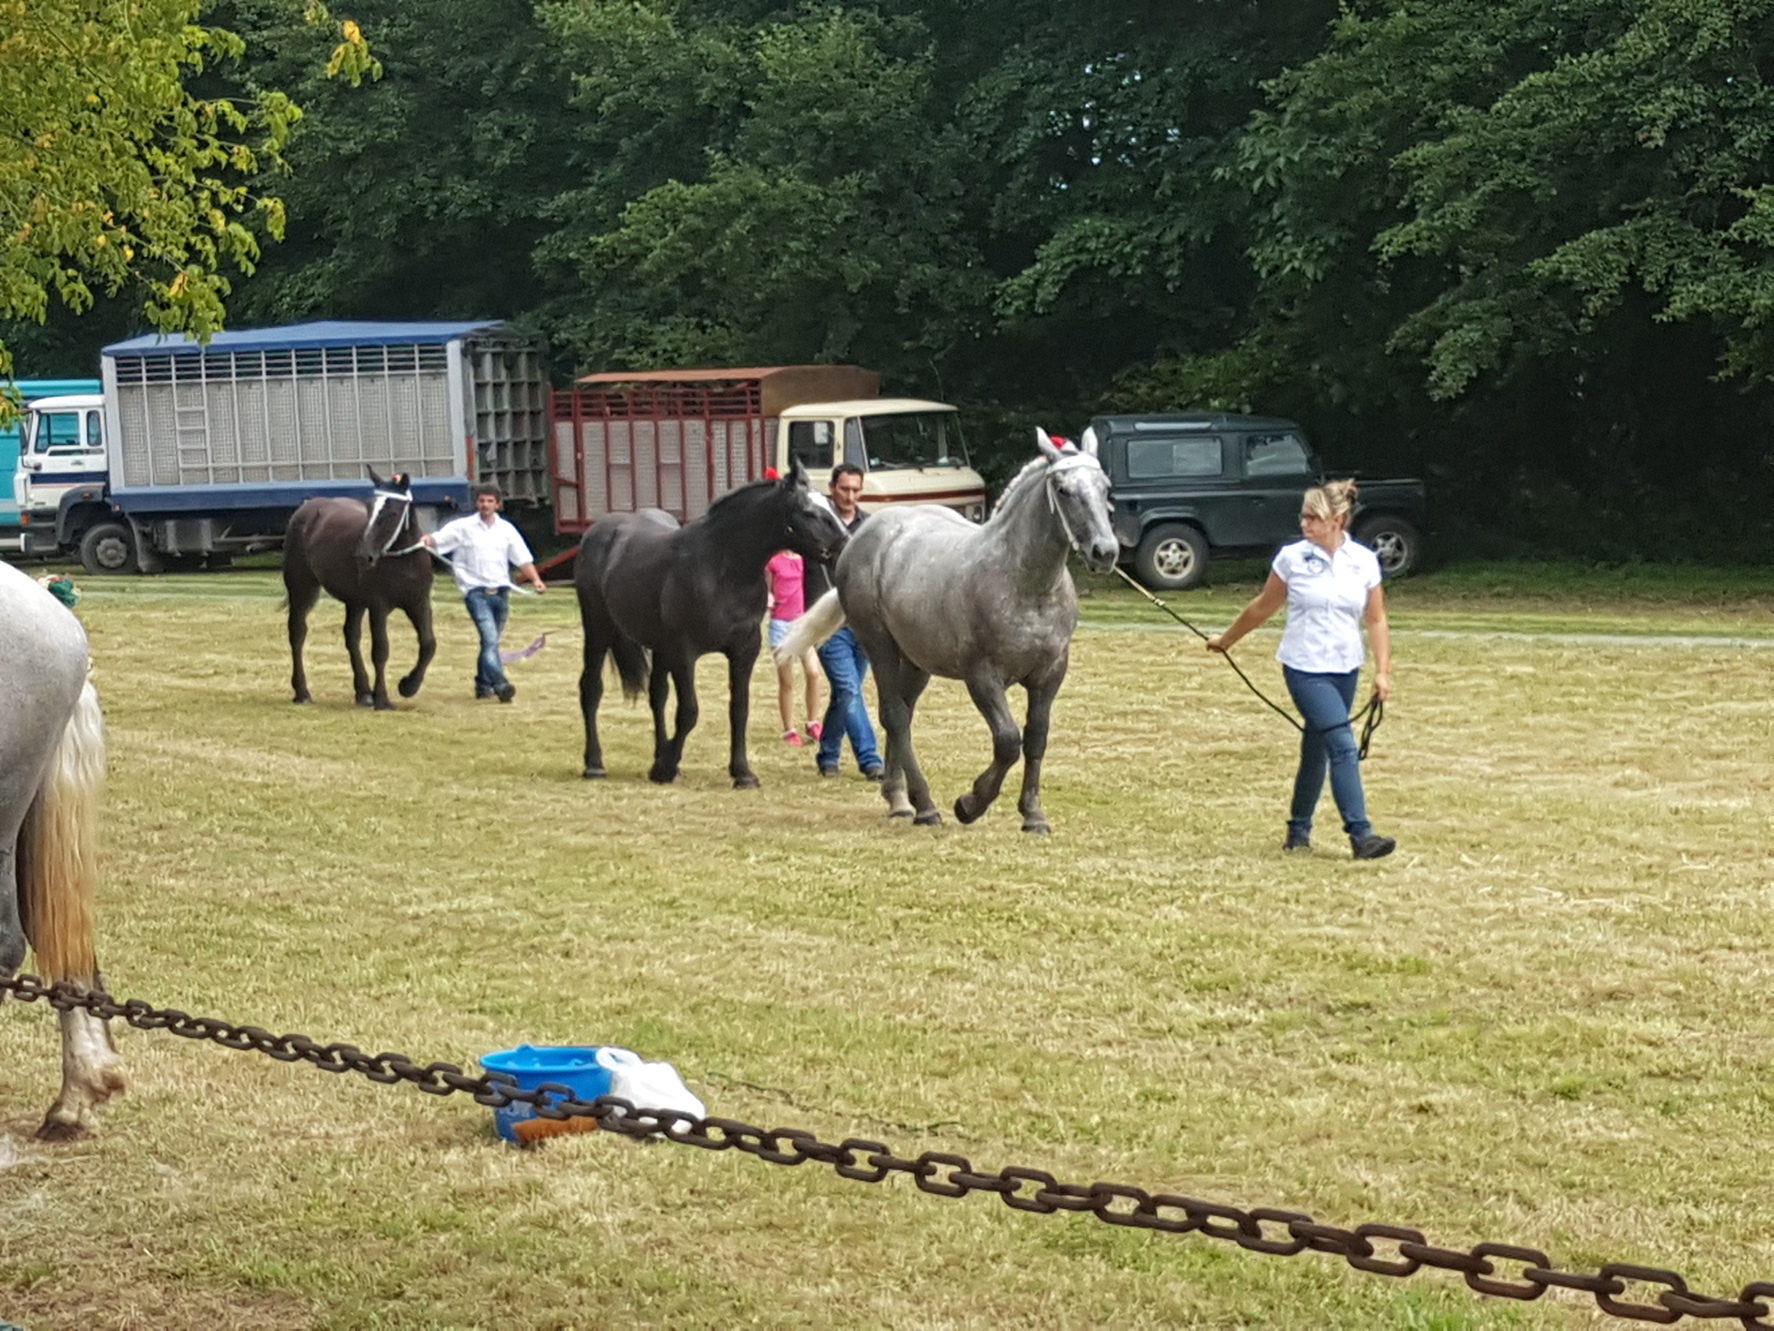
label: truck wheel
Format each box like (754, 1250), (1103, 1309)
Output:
(1353, 514), (1420, 578)
(79, 522), (137, 576)
(1135, 523), (1209, 591)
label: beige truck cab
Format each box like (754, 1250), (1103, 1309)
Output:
(776, 398), (986, 522)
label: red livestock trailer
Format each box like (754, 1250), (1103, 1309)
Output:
(549, 365), (881, 533)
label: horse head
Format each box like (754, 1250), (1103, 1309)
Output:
(1036, 428), (1118, 573)
(776, 457), (850, 564)
(360, 469), (418, 565)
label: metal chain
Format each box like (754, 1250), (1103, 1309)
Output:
(8, 972), (1768, 1326)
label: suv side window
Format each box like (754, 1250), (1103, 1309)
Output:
(1243, 433), (1311, 477)
(1126, 435), (1221, 480)
(787, 420), (833, 471)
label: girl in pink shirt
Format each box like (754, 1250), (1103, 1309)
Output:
(766, 550), (825, 746)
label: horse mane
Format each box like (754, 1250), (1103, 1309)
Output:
(701, 477), (777, 523)
(992, 454), (1055, 517)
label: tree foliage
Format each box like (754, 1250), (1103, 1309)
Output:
(0, 0), (374, 380)
(25, 0), (1774, 555)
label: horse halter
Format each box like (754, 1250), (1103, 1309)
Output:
(367, 488), (424, 557)
(1043, 451), (1107, 554)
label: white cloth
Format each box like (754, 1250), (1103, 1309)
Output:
(430, 513), (534, 594)
(1272, 537), (1381, 673)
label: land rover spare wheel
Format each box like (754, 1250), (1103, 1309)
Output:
(1353, 514), (1420, 578)
(79, 521), (137, 576)
(1135, 523), (1208, 590)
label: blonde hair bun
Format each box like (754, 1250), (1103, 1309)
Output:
(1301, 479), (1358, 523)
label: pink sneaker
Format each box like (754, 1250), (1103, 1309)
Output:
(782, 730), (804, 746)
(806, 722), (823, 742)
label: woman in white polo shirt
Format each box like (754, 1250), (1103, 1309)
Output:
(1207, 480), (1395, 860)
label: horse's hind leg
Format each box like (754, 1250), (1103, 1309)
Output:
(342, 604), (373, 706)
(956, 671), (1022, 828)
(398, 596), (436, 699)
(367, 607), (396, 710)
(1014, 654), (1069, 835)
(579, 632), (610, 778)
(871, 644), (937, 824)
(649, 657), (697, 784)
(285, 577), (321, 704)
(22, 682), (126, 1140)
(40, 1001), (126, 1142)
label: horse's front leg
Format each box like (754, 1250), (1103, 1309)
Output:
(38, 988), (126, 1142)
(342, 604), (373, 706)
(367, 607), (396, 710)
(398, 594), (435, 699)
(1014, 653), (1069, 834)
(956, 671), (1021, 827)
(726, 634), (761, 789)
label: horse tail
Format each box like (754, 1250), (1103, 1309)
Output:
(774, 589), (845, 666)
(20, 679), (104, 985)
(610, 633), (649, 703)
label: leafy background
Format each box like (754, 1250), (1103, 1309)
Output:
(13, 0), (1774, 560)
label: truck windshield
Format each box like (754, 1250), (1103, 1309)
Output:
(859, 411), (968, 471)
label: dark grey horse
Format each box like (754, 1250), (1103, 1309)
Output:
(576, 459), (851, 787)
(0, 562), (126, 1139)
(282, 469), (436, 710)
(778, 430), (1118, 831)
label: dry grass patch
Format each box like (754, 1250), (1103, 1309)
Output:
(2, 568), (1772, 1327)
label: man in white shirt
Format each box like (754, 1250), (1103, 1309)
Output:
(422, 483), (546, 702)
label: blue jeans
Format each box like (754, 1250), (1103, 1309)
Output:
(1283, 666), (1373, 842)
(816, 627), (881, 773)
(465, 587), (511, 695)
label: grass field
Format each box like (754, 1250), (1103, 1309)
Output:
(4, 562), (1774, 1328)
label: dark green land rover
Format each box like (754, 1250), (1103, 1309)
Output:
(1081, 413), (1428, 591)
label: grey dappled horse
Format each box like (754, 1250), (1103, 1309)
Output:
(778, 430), (1118, 832)
(283, 470), (436, 710)
(0, 561), (126, 1139)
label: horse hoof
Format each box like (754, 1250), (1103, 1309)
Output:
(1022, 821), (1052, 835)
(954, 796), (981, 825)
(582, 767), (607, 780)
(33, 1117), (89, 1144)
(355, 694), (375, 708)
(397, 676), (422, 698)
(292, 695), (311, 705)
(733, 774), (761, 790)
(648, 768), (677, 785)
(913, 809), (943, 827)
(889, 808), (914, 819)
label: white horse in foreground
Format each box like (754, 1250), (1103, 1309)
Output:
(778, 430), (1119, 832)
(0, 560), (125, 1139)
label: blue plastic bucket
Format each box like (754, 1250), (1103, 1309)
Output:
(478, 1044), (613, 1143)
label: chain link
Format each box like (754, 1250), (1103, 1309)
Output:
(7, 972), (1766, 1325)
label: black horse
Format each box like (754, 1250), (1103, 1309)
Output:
(283, 469), (436, 710)
(576, 460), (851, 786)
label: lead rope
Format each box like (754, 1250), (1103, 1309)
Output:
(1107, 564), (1383, 760)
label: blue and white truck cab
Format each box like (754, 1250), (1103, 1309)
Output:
(2, 380), (101, 555)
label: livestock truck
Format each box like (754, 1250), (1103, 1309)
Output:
(15, 320), (549, 574)
(549, 365), (990, 535)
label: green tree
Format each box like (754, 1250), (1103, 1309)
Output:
(0, 0), (375, 382)
(1154, 0), (1774, 557)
